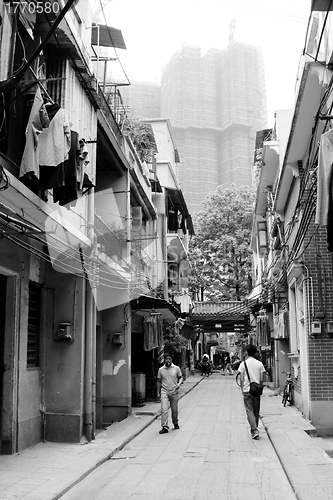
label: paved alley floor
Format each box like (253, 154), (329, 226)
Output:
(60, 374), (296, 500)
(1, 374), (333, 499)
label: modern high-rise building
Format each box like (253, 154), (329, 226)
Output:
(161, 43), (267, 213)
(121, 81), (161, 119)
(121, 41), (267, 214)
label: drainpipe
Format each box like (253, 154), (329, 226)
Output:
(84, 189), (95, 442)
(92, 301), (96, 439)
(84, 283), (94, 441)
(126, 168), (132, 416)
(302, 264), (314, 337)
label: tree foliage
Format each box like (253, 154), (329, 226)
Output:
(163, 324), (188, 357)
(188, 184), (255, 301)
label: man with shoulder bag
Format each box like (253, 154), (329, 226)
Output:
(238, 345), (266, 440)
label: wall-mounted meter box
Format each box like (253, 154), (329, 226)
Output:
(311, 322), (321, 335)
(112, 333), (123, 345)
(54, 323), (74, 343)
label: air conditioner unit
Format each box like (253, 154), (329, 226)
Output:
(311, 322), (321, 335)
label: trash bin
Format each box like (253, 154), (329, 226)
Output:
(132, 372), (146, 407)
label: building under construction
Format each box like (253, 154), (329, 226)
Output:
(122, 37), (267, 214)
(161, 42), (267, 213)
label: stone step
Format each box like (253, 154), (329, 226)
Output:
(311, 436), (333, 458)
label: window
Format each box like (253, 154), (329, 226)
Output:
(27, 282), (42, 368)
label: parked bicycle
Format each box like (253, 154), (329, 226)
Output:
(282, 371), (293, 406)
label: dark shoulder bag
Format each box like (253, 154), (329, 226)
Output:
(244, 361), (264, 397)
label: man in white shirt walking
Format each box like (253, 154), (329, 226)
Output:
(157, 354), (183, 434)
(238, 345), (266, 440)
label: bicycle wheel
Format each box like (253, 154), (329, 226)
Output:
(282, 388), (287, 406)
(235, 372), (241, 387)
(287, 385), (293, 405)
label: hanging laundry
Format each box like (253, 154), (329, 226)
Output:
(19, 87), (48, 180)
(279, 308), (289, 339)
(19, 1), (36, 38)
(53, 131), (81, 207)
(174, 292), (193, 314)
(174, 317), (186, 334)
(78, 138), (94, 191)
(256, 316), (271, 346)
(38, 106), (71, 167)
(180, 214), (187, 234)
(39, 104), (67, 191)
(315, 129), (333, 251)
(157, 346), (164, 365)
(168, 209), (179, 231)
(143, 314), (163, 351)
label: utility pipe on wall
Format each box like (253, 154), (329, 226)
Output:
(83, 189), (96, 442)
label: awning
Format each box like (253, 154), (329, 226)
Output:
(91, 25), (126, 49)
(311, 0), (333, 10)
(131, 295), (179, 323)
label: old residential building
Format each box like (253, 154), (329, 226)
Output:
(0, 0), (192, 453)
(251, 1), (333, 435)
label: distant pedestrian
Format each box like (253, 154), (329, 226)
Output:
(231, 353), (241, 372)
(199, 353), (212, 375)
(238, 345), (266, 440)
(157, 354), (183, 434)
(221, 352), (233, 375)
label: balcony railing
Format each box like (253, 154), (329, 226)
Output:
(97, 85), (127, 139)
(94, 214), (124, 261)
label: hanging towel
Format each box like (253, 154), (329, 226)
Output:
(20, 88), (46, 179)
(315, 129), (333, 250)
(38, 107), (71, 167)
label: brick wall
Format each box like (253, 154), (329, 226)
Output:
(304, 223), (333, 399)
(308, 337), (333, 399)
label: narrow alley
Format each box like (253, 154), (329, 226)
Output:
(61, 374), (295, 500)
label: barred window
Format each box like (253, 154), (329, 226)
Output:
(27, 282), (41, 368)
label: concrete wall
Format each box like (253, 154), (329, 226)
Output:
(310, 401), (333, 436)
(1, 275), (19, 454)
(44, 270), (85, 443)
(0, 237), (45, 452)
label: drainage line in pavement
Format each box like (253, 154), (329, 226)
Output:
(262, 421), (300, 500)
(54, 377), (204, 500)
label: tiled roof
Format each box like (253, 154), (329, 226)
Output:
(192, 301), (249, 318)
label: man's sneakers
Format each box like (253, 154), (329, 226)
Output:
(252, 431), (259, 440)
(159, 425), (179, 434)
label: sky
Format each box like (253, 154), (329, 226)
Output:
(96, 0), (312, 127)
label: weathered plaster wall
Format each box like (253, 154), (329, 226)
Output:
(44, 270), (85, 442)
(101, 304), (131, 424)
